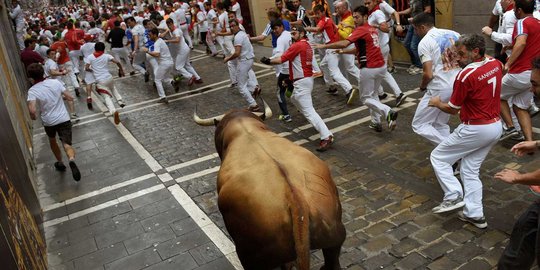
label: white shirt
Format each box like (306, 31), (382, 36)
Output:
(206, 9), (217, 30)
(27, 79), (70, 126)
(216, 12), (229, 33)
(80, 42), (95, 58)
(491, 10), (516, 51)
(368, 10), (389, 46)
(44, 58), (60, 79)
(273, 30), (292, 75)
(10, 4), (25, 29)
(196, 11), (208, 32)
(379, 1), (396, 25)
(174, 8), (187, 26)
(231, 2), (243, 21)
(418, 27), (461, 91)
(88, 27), (106, 42)
(153, 38), (174, 64)
(86, 53), (114, 81)
(35, 44), (49, 59)
(233, 30), (254, 60)
(172, 28), (189, 52)
(131, 24), (146, 49)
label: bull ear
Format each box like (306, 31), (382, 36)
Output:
(259, 98), (272, 121)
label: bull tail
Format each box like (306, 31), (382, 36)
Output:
(289, 189), (310, 270)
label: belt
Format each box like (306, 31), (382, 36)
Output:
(180, 22), (187, 25)
(462, 117), (500, 125)
(293, 77), (306, 82)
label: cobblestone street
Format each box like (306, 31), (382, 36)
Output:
(35, 43), (540, 270)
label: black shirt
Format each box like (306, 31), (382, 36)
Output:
(107, 27), (125, 48)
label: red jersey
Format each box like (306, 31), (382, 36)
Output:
(316, 16), (339, 44)
(346, 24), (385, 68)
(510, 16), (540, 74)
(65, 28), (85, 51)
(50, 41), (70, 65)
(280, 38), (313, 80)
(449, 57), (503, 122)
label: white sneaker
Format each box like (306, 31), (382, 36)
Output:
(432, 198), (465, 214)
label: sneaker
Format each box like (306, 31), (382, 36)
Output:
(144, 72), (150, 82)
(316, 135), (334, 152)
(172, 80), (180, 93)
(432, 198), (465, 214)
(70, 113), (80, 123)
(87, 97), (93, 110)
(118, 100), (126, 108)
(248, 105), (261, 112)
(406, 65), (415, 73)
(188, 76), (196, 86)
(69, 161), (81, 182)
(326, 86), (338, 96)
(157, 97), (169, 104)
(278, 114), (292, 122)
(251, 86), (262, 99)
(129, 71), (136, 76)
(54, 161), (66, 171)
(530, 185), (540, 196)
(386, 110), (398, 131)
(368, 121), (383, 132)
(457, 211), (487, 229)
(113, 111), (120, 125)
(529, 103), (540, 117)
(408, 66), (423, 75)
(395, 93), (407, 107)
(230, 83), (238, 88)
(510, 131), (525, 141)
(346, 88), (358, 105)
(378, 93), (388, 100)
(74, 88), (80, 97)
(499, 127), (519, 141)
(195, 78), (203, 84)
(387, 66), (396, 73)
(452, 162), (460, 176)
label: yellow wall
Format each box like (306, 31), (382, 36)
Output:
(247, 0), (274, 47)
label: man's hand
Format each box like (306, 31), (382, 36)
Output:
(481, 26), (493, 37)
(260, 56), (271, 65)
(142, 47), (149, 53)
(494, 169), (520, 184)
(511, 141), (538, 156)
(428, 96), (441, 107)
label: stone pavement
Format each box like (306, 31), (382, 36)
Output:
(33, 42), (540, 270)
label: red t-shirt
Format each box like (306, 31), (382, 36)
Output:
(346, 24), (385, 68)
(449, 57), (503, 122)
(50, 41), (70, 65)
(65, 29), (85, 51)
(510, 16), (540, 74)
(280, 39), (313, 80)
(316, 16), (339, 44)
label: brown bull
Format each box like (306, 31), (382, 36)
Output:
(194, 103), (346, 270)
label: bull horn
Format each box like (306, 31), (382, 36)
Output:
(193, 106), (223, 126)
(259, 98), (273, 121)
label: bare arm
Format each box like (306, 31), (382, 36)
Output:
(224, 45), (241, 62)
(27, 100), (37, 120)
(313, 39), (351, 50)
(428, 96), (459, 115)
(505, 35), (527, 72)
(62, 90), (74, 101)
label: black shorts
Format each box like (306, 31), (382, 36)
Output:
(44, 121), (72, 145)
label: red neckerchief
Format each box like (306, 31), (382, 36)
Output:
(340, 10), (352, 21)
(368, 4), (381, 16)
(505, 4), (514, 12)
(93, 51), (104, 58)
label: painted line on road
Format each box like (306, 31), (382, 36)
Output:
(44, 184), (165, 227)
(168, 184), (242, 270)
(42, 173), (156, 212)
(166, 153), (220, 172)
(175, 166), (220, 183)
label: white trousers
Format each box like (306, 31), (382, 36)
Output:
(180, 24), (193, 48)
(206, 32), (217, 54)
(430, 121), (502, 218)
(291, 77), (332, 140)
(96, 78), (123, 114)
(174, 48), (200, 79)
(59, 61), (80, 90)
(68, 50), (82, 74)
(412, 89), (453, 145)
(359, 66), (390, 124)
(501, 71), (533, 109)
(320, 49), (352, 93)
(154, 60), (174, 98)
(236, 58), (257, 107)
(378, 44), (402, 96)
(338, 43), (360, 85)
(111, 47), (134, 73)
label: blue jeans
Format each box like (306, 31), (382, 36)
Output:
(404, 25), (422, 68)
(498, 200), (540, 269)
